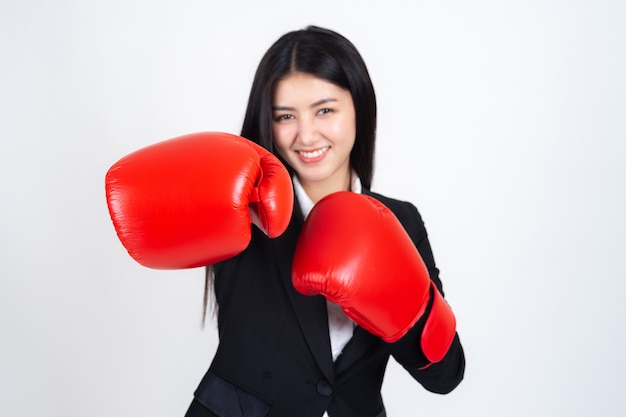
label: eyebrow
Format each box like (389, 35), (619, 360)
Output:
(272, 98), (338, 111)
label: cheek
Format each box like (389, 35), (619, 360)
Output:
(272, 125), (294, 156)
(332, 117), (357, 146)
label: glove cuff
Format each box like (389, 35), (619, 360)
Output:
(387, 282), (456, 369)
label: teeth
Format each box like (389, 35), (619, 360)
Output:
(299, 147), (328, 158)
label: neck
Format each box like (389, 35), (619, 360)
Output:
(299, 172), (352, 204)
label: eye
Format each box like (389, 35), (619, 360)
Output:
(317, 108), (333, 115)
(273, 113), (294, 122)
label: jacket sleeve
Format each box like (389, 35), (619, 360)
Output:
(384, 198), (466, 393)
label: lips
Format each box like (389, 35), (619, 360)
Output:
(297, 146), (330, 161)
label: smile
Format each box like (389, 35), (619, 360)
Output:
(298, 146), (330, 159)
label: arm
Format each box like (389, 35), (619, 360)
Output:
(383, 199), (465, 393)
(292, 192), (458, 366)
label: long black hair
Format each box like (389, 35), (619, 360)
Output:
(241, 25), (377, 190)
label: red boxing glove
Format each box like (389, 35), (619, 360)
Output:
(105, 132), (293, 269)
(292, 192), (455, 363)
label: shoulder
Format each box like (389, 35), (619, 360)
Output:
(364, 190), (430, 251)
(365, 190), (424, 227)
(364, 190), (442, 290)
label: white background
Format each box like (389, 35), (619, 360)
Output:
(1, 1), (625, 416)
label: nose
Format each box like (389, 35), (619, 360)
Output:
(297, 116), (317, 146)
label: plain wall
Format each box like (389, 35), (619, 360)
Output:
(1, 1), (625, 416)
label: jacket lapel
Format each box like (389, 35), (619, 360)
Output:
(329, 190), (385, 375)
(334, 326), (382, 375)
(273, 191), (389, 382)
(272, 201), (335, 383)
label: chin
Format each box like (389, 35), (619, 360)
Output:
(296, 168), (329, 183)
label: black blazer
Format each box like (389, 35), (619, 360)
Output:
(192, 191), (465, 417)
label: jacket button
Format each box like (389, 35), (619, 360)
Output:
(316, 380), (334, 396)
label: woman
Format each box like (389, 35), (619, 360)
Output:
(185, 26), (465, 417)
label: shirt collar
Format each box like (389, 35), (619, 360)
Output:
(293, 172), (363, 219)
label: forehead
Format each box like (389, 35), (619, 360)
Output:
(273, 72), (350, 105)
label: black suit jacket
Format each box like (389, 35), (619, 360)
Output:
(192, 191), (465, 417)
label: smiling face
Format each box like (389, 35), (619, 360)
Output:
(272, 72), (356, 202)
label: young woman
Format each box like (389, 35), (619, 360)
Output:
(105, 25), (465, 417)
(185, 26), (465, 417)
